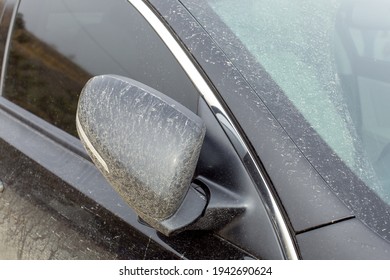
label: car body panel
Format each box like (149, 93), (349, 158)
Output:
(297, 218), (390, 259)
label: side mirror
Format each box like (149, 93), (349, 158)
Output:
(76, 75), (207, 235)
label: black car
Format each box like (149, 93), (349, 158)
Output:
(1, 0), (390, 260)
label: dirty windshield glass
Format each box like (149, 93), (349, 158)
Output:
(194, 0), (390, 237)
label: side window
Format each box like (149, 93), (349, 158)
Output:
(2, 0), (199, 137)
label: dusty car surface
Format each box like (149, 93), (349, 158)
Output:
(0, 0), (390, 259)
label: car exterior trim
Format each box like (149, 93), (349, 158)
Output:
(128, 0), (299, 259)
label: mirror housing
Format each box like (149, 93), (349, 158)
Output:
(76, 75), (207, 235)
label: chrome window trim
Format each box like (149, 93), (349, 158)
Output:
(128, 0), (299, 259)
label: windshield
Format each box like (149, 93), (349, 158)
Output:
(184, 0), (390, 237)
(207, 0), (390, 197)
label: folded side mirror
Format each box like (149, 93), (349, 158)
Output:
(76, 75), (206, 235)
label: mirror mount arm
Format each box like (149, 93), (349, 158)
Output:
(156, 185), (207, 236)
(151, 177), (245, 236)
(185, 177), (246, 232)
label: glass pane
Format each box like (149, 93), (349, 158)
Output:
(187, 0), (390, 240)
(2, 0), (199, 136)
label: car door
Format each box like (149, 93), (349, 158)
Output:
(0, 0), (287, 259)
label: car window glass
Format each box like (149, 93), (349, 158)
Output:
(1, 0), (199, 136)
(182, 0), (390, 241)
(200, 0), (390, 198)
(207, 0), (361, 172)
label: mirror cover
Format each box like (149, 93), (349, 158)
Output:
(76, 75), (206, 223)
